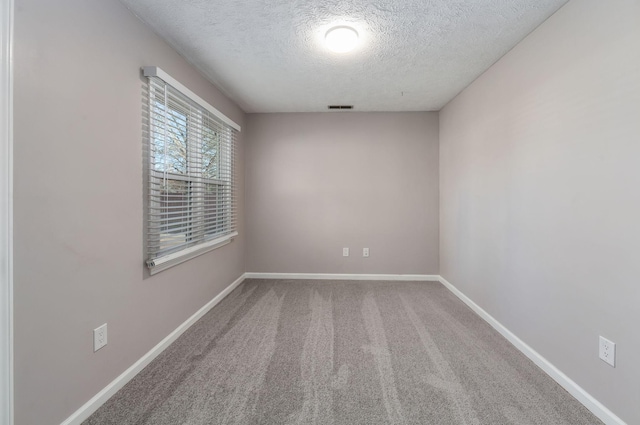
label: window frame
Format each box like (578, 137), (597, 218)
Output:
(143, 67), (240, 275)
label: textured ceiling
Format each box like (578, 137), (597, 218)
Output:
(120, 0), (568, 112)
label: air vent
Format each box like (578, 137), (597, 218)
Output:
(328, 105), (353, 110)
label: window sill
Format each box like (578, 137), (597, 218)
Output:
(146, 231), (238, 275)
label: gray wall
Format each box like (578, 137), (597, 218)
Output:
(245, 112), (439, 275)
(13, 0), (245, 423)
(439, 1), (640, 423)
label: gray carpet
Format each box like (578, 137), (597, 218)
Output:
(84, 279), (602, 424)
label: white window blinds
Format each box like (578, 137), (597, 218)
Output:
(143, 67), (239, 274)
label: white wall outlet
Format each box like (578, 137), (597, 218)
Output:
(599, 336), (615, 367)
(94, 323), (108, 352)
(343, 247), (349, 257)
(363, 248), (370, 257)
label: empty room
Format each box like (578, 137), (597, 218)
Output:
(1, 0), (639, 424)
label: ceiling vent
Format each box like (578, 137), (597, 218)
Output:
(328, 105), (354, 110)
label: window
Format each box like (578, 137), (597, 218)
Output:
(143, 67), (239, 274)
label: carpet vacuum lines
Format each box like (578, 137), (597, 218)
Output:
(399, 293), (480, 425)
(362, 292), (407, 425)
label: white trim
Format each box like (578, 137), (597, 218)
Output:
(0, 0), (13, 423)
(60, 273), (247, 425)
(245, 272), (440, 281)
(438, 276), (626, 425)
(147, 232), (238, 275)
(58, 272), (624, 425)
(142, 66), (241, 132)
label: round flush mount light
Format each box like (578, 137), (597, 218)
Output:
(325, 26), (359, 53)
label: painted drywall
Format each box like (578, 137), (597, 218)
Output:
(246, 112), (439, 274)
(12, 0), (245, 423)
(439, 0), (640, 423)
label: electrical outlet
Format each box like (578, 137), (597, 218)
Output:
(363, 248), (370, 257)
(343, 247), (349, 257)
(94, 323), (108, 352)
(599, 336), (615, 367)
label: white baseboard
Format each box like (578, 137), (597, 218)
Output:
(60, 273), (247, 425)
(438, 276), (626, 425)
(60, 272), (624, 425)
(244, 272), (440, 281)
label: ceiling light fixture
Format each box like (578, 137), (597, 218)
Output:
(325, 26), (359, 53)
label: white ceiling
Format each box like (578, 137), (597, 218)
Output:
(120, 0), (568, 113)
